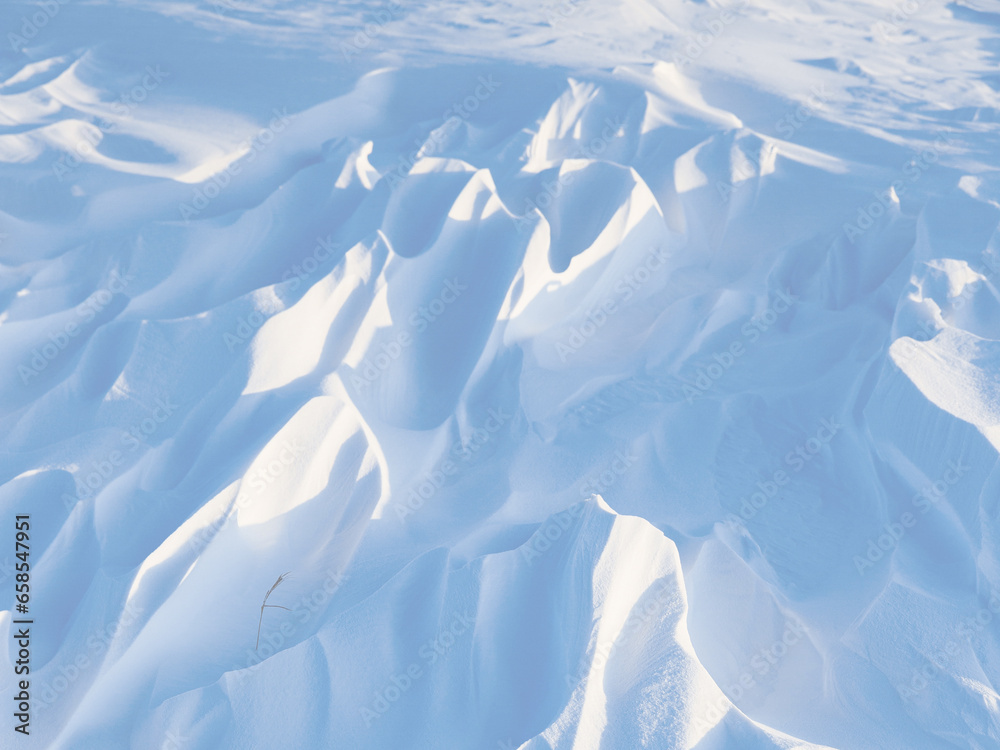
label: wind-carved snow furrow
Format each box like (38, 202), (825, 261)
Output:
(50, 395), (384, 748)
(344, 168), (529, 430)
(120, 498), (834, 749)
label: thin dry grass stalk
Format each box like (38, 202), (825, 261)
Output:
(256, 572), (292, 650)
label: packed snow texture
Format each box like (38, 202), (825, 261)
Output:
(2, 0), (1000, 748)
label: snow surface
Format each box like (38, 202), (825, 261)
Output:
(2, 0), (1000, 747)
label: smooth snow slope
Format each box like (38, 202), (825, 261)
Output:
(2, 0), (1000, 748)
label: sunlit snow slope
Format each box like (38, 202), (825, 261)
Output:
(2, 0), (1000, 748)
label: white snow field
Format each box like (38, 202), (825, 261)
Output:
(2, 0), (1000, 748)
